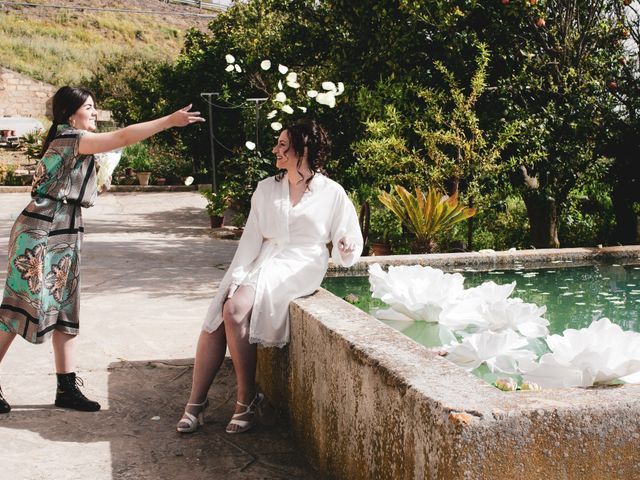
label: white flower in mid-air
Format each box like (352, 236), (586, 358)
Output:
(281, 105), (294, 114)
(322, 81), (337, 91)
(315, 92), (336, 108)
(307, 90), (319, 98)
(270, 122), (283, 131)
(225, 65), (234, 72)
(266, 110), (278, 119)
(184, 176), (194, 186)
(297, 106), (307, 113)
(225, 54), (235, 64)
(278, 64), (289, 74)
(234, 64), (242, 73)
(275, 92), (287, 103)
(261, 59), (271, 70)
(245, 141), (256, 150)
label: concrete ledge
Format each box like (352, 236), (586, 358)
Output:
(0, 185), (199, 193)
(259, 247), (640, 479)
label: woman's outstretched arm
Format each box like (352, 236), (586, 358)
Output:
(78, 105), (204, 155)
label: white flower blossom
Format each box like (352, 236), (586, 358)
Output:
(307, 90), (319, 98)
(234, 64), (242, 73)
(275, 92), (287, 103)
(260, 59), (271, 70)
(245, 141), (256, 150)
(278, 64), (289, 74)
(266, 110), (278, 119)
(520, 318), (640, 388)
(281, 105), (294, 114)
(286, 72), (297, 83)
(270, 122), (283, 131)
(225, 65), (235, 72)
(225, 54), (235, 64)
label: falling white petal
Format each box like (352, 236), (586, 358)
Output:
(316, 92), (336, 108)
(270, 122), (283, 131)
(286, 72), (297, 83)
(245, 141), (256, 150)
(278, 80), (283, 90)
(278, 64), (289, 74)
(225, 65), (235, 72)
(322, 81), (337, 92)
(287, 81), (301, 89)
(281, 105), (294, 114)
(266, 110), (278, 119)
(184, 176), (194, 186)
(275, 92), (287, 103)
(336, 82), (345, 95)
(260, 59), (271, 70)
(297, 106), (307, 113)
(234, 64), (242, 73)
(225, 54), (235, 64)
(307, 90), (319, 98)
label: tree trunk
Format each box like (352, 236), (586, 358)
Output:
(612, 182), (638, 245)
(521, 193), (560, 248)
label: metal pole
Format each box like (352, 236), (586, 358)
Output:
(200, 92), (219, 192)
(246, 97), (268, 152)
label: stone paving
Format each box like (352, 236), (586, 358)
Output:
(0, 190), (317, 480)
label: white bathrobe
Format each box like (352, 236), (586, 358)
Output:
(203, 172), (363, 347)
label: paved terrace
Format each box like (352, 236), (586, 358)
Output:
(0, 190), (316, 480)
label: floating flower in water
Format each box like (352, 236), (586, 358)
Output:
(278, 64), (288, 74)
(495, 377), (518, 392)
(369, 263), (465, 323)
(245, 141), (256, 150)
(520, 318), (640, 388)
(445, 329), (536, 374)
(270, 122), (283, 131)
(260, 59), (271, 70)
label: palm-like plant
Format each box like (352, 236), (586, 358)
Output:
(379, 185), (476, 253)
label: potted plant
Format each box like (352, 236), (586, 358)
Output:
(200, 187), (229, 228)
(124, 142), (154, 186)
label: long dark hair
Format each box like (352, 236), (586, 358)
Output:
(275, 119), (330, 186)
(40, 86), (95, 158)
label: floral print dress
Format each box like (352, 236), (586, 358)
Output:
(0, 126), (97, 344)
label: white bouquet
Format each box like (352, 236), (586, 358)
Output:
(95, 149), (123, 190)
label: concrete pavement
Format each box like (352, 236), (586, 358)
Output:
(0, 191), (317, 480)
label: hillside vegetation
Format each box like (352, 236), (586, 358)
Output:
(0, 0), (214, 86)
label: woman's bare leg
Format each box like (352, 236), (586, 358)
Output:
(52, 330), (75, 373)
(222, 285), (258, 431)
(186, 327), (227, 407)
(0, 330), (16, 364)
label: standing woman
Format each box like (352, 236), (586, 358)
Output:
(0, 86), (204, 413)
(177, 118), (363, 434)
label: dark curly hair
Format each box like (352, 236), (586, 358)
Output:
(275, 119), (330, 186)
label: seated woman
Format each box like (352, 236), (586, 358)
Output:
(177, 118), (363, 434)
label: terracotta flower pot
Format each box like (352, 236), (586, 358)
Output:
(136, 172), (151, 186)
(370, 243), (392, 256)
(209, 215), (224, 228)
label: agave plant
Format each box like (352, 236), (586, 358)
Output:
(379, 185), (476, 253)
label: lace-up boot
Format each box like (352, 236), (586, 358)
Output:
(0, 385), (10, 413)
(55, 372), (101, 412)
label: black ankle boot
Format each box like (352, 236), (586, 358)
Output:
(0, 385), (10, 414)
(55, 372), (101, 412)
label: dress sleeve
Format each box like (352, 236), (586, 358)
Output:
(229, 183), (265, 284)
(330, 187), (364, 268)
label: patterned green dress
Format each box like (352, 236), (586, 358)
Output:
(0, 126), (97, 344)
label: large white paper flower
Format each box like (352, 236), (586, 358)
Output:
(260, 59), (271, 70)
(483, 298), (549, 338)
(369, 263), (465, 323)
(445, 329), (537, 374)
(520, 318), (640, 387)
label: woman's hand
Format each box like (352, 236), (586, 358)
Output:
(337, 236), (357, 255)
(169, 105), (206, 128)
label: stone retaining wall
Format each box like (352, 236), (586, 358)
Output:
(257, 248), (640, 479)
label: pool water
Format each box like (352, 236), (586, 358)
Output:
(322, 263), (640, 338)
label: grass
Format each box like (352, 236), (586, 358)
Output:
(0, 8), (188, 85)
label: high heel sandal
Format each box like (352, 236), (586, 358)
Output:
(176, 399), (209, 433)
(226, 392), (264, 434)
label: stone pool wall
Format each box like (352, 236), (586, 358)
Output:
(256, 247), (640, 479)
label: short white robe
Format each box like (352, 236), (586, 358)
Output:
(203, 172), (363, 347)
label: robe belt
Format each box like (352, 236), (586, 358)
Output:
(263, 238), (326, 249)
